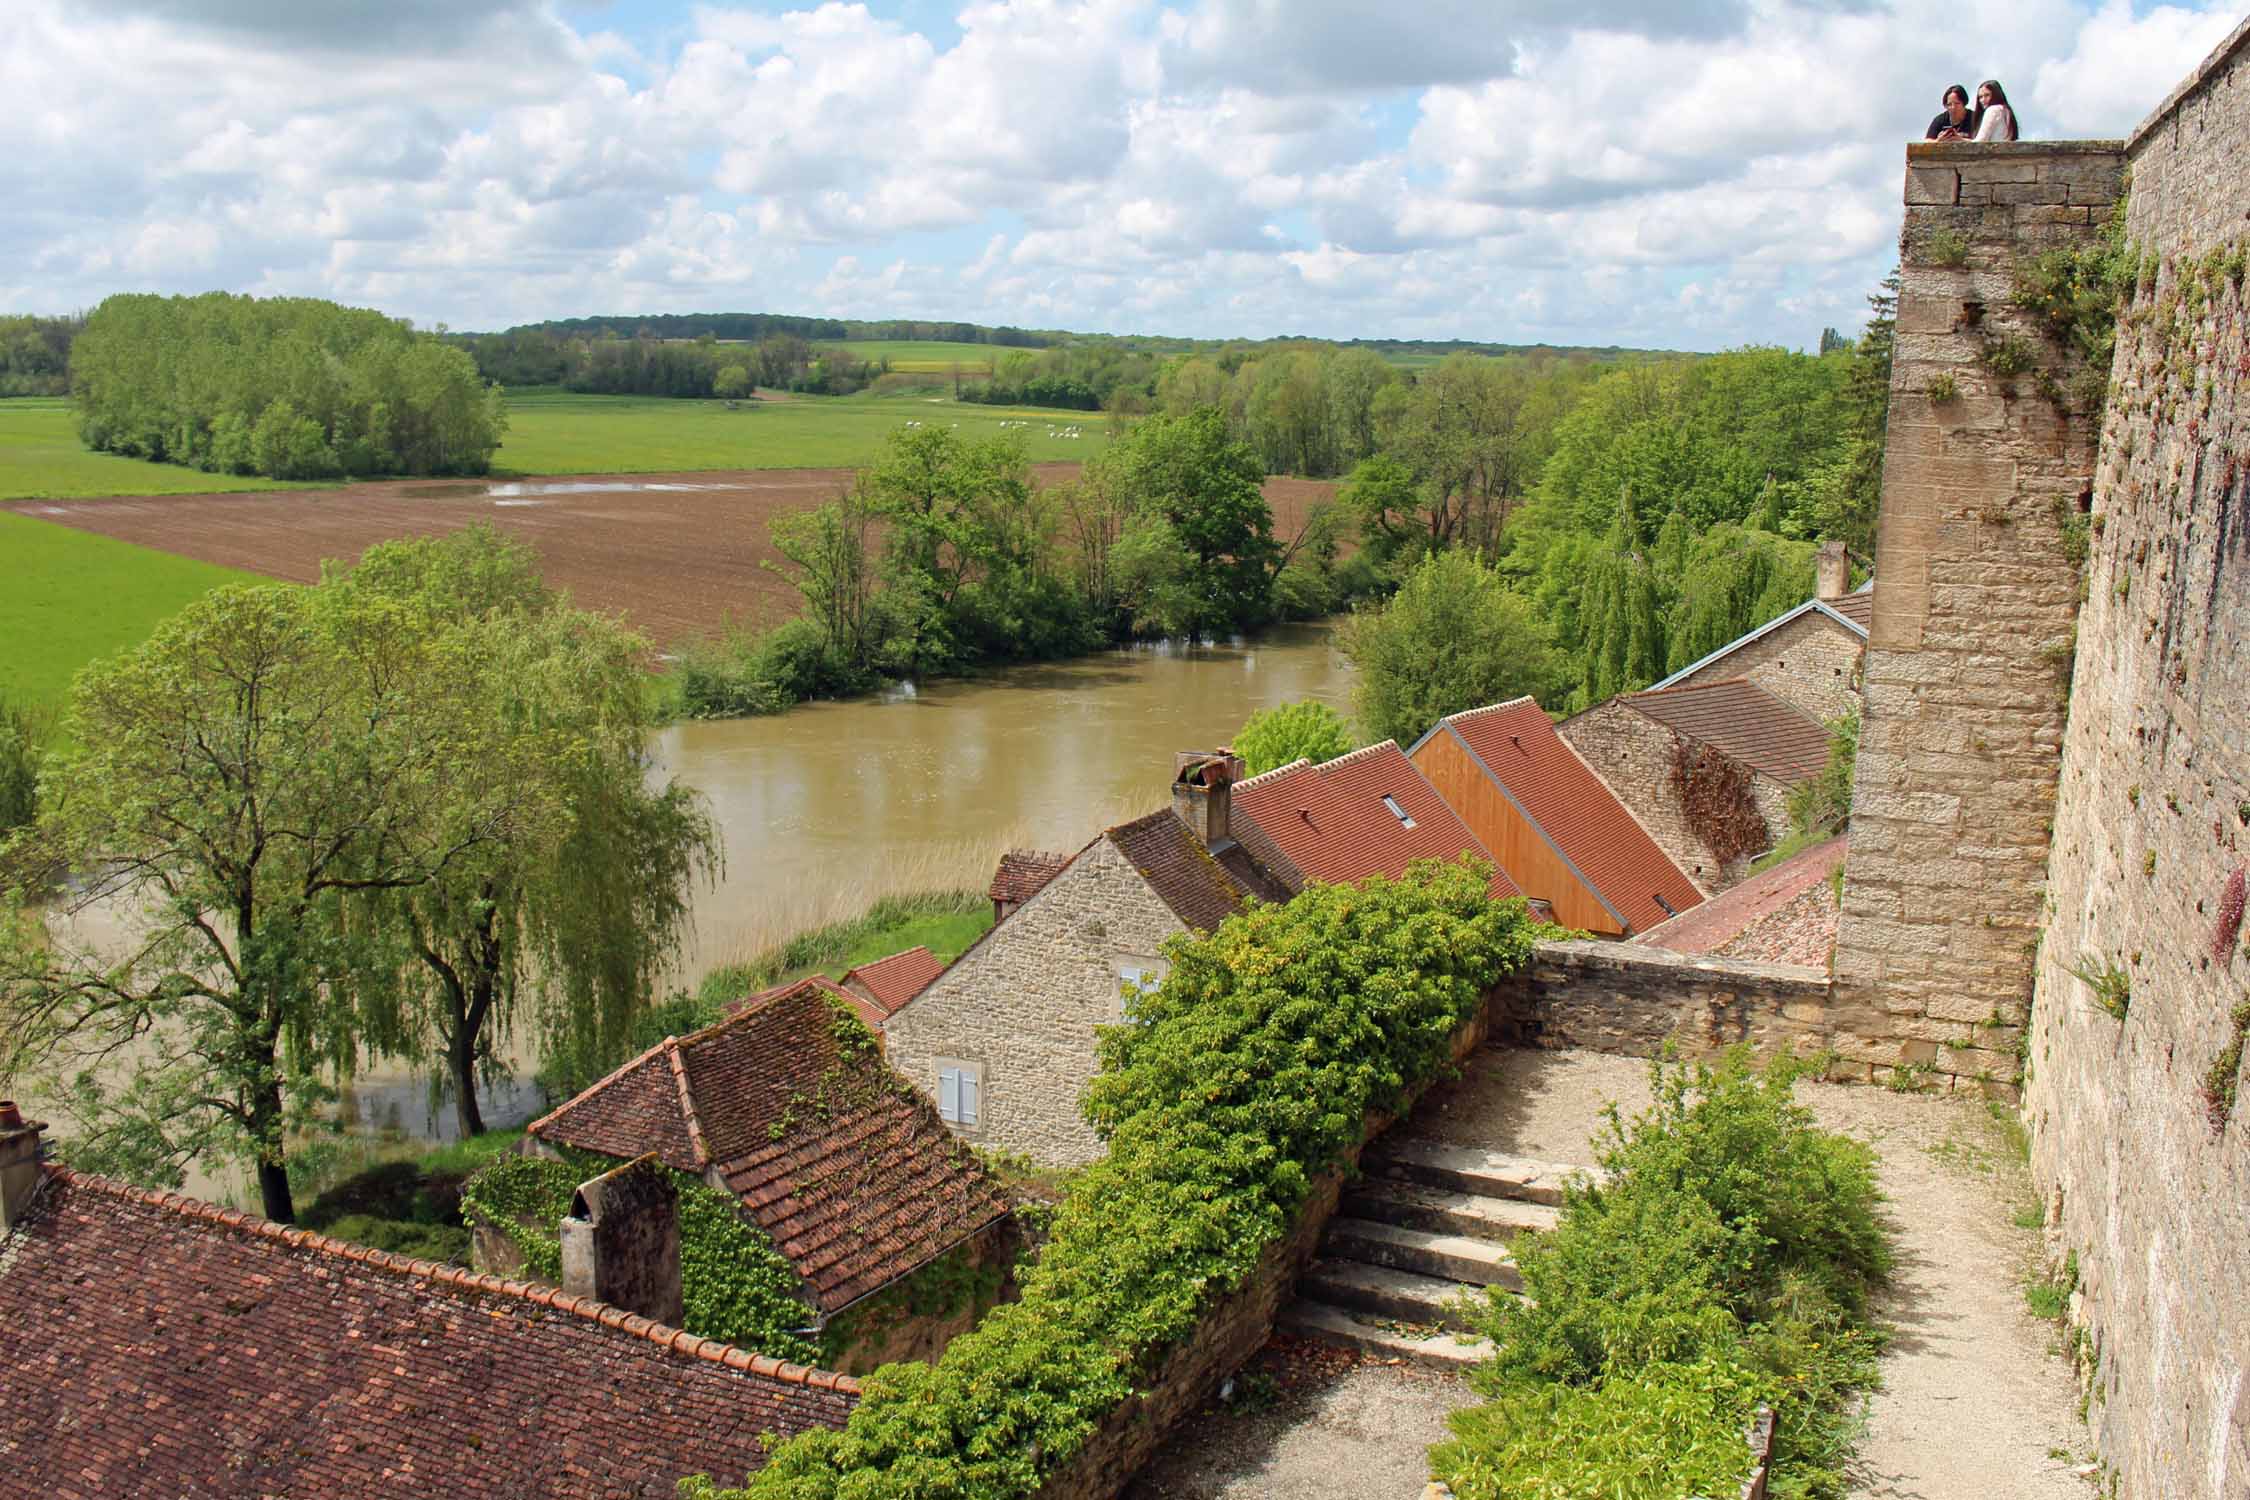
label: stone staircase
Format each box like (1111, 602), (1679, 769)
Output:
(1277, 1141), (1604, 1370)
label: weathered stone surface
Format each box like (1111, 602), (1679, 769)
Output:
(1556, 700), (1794, 894)
(1904, 165), (1959, 205)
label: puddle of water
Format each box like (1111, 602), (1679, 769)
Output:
(483, 480), (737, 498)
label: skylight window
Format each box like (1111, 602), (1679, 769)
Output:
(1381, 794), (1416, 829)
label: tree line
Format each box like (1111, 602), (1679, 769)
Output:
(452, 327), (887, 398)
(71, 293), (505, 479)
(678, 407), (1361, 716)
(0, 314), (79, 396)
(0, 529), (717, 1224)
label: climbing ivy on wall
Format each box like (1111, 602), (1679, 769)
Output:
(1670, 738), (1768, 866)
(460, 1152), (819, 1363)
(682, 860), (1539, 1500)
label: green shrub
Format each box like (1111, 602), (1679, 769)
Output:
(1436, 1359), (1764, 1500)
(697, 860), (1539, 1500)
(0, 692), (49, 841)
(1784, 711), (1860, 845)
(461, 1152), (819, 1362)
(1232, 699), (1354, 775)
(1437, 1052), (1891, 1500)
(320, 1213), (471, 1264)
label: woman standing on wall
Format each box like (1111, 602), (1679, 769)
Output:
(1973, 79), (2019, 141)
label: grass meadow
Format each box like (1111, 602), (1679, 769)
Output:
(0, 511), (271, 709)
(831, 339), (1006, 372)
(491, 389), (1109, 472)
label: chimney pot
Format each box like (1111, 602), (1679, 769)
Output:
(1, 1108), (49, 1233)
(1816, 539), (1850, 602)
(559, 1154), (683, 1326)
(1171, 750), (1240, 847)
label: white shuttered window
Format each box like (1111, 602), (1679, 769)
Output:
(935, 1060), (983, 1127)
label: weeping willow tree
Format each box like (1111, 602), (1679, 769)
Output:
(326, 529), (720, 1137)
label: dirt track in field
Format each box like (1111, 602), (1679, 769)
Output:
(10, 469), (1340, 648)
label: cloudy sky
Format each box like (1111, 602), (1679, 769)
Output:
(5, 1), (2239, 349)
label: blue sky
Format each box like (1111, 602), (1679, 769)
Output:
(5, 1), (2239, 350)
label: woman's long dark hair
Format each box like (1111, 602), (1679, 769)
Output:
(1976, 79), (2018, 140)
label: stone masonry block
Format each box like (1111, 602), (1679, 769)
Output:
(1905, 165), (1960, 205)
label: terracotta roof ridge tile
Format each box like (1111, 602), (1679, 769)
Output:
(1233, 756), (1313, 790)
(42, 1164), (863, 1395)
(1442, 697), (1539, 725)
(1306, 739), (1403, 771)
(665, 1037), (713, 1169)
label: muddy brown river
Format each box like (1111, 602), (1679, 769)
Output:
(15, 622), (1352, 1195)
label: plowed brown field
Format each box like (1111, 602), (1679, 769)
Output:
(10, 468), (1339, 647)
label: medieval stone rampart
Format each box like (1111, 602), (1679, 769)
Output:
(2021, 17), (2250, 1496)
(1830, 20), (2250, 1495)
(1831, 139), (2125, 1094)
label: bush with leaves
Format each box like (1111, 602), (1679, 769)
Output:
(1232, 700), (1354, 775)
(1786, 710), (1861, 842)
(1433, 1051), (1890, 1500)
(683, 860), (1538, 1500)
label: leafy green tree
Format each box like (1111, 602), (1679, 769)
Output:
(0, 585), (545, 1221)
(1796, 269), (1897, 554)
(1108, 407), (1278, 639)
(0, 694), (47, 844)
(322, 529), (720, 1138)
(1232, 701), (1354, 774)
(714, 363), (751, 402)
(1342, 550), (1569, 747)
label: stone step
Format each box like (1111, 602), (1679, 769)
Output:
(1299, 1257), (1493, 1331)
(1276, 1298), (1494, 1371)
(1361, 1139), (1604, 1206)
(1341, 1179), (1560, 1243)
(1324, 1217), (1523, 1291)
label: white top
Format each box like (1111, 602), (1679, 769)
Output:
(1975, 104), (2014, 142)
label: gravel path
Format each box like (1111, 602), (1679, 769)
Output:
(1136, 1047), (2093, 1497)
(1125, 1337), (1466, 1500)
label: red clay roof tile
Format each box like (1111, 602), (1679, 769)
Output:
(1430, 699), (1705, 934)
(1105, 807), (1292, 933)
(0, 1167), (855, 1498)
(532, 980), (1010, 1314)
(988, 849), (1071, 907)
(1613, 677), (1835, 783)
(1638, 834), (1847, 959)
(839, 946), (945, 1015)
(1232, 741), (1524, 901)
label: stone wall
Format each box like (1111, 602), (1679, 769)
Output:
(1831, 139), (2125, 1094)
(2021, 20), (2250, 1496)
(1033, 991), (1504, 1500)
(1666, 606), (1866, 724)
(1560, 702), (1793, 893)
(1497, 939), (1841, 1067)
(884, 834), (1184, 1167)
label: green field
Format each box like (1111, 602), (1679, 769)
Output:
(490, 390), (1107, 472)
(0, 391), (1112, 501)
(832, 339), (1007, 372)
(0, 511), (272, 708)
(0, 399), (308, 502)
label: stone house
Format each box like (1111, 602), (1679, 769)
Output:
(884, 753), (1292, 1167)
(0, 1115), (856, 1496)
(1409, 698), (1705, 938)
(1229, 740), (1532, 904)
(1559, 676), (1834, 891)
(1650, 541), (1873, 724)
(519, 978), (1014, 1371)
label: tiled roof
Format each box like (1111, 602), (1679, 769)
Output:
(0, 1167), (855, 1498)
(1105, 807), (1292, 934)
(1639, 834), (1847, 962)
(532, 981), (1011, 1313)
(840, 946), (944, 1016)
(1614, 677), (1835, 783)
(1232, 742), (1524, 901)
(736, 971), (888, 1032)
(1422, 699), (1705, 934)
(988, 849), (1070, 907)
(1829, 586), (1874, 630)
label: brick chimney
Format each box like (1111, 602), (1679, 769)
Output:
(0, 1101), (48, 1233)
(1172, 750), (1245, 848)
(560, 1154), (683, 1326)
(1816, 539), (1850, 602)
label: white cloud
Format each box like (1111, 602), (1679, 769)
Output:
(0, 0), (2241, 346)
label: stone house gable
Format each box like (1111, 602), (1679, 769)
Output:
(1653, 591), (1871, 725)
(884, 833), (1192, 1167)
